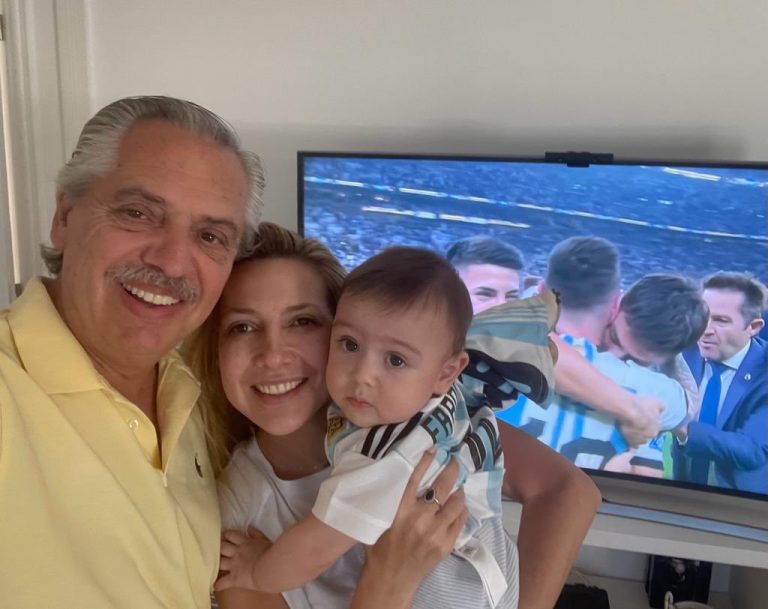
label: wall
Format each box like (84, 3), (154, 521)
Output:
(83, 0), (768, 231)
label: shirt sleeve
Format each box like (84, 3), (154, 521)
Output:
(312, 446), (414, 545)
(462, 290), (559, 408)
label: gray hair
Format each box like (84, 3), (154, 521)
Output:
(42, 95), (265, 274)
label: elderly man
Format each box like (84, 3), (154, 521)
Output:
(0, 96), (264, 608)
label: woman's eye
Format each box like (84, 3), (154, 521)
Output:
(292, 316), (316, 327)
(387, 354), (406, 368)
(230, 323), (254, 334)
(341, 338), (359, 352)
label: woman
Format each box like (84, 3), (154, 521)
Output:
(185, 222), (600, 609)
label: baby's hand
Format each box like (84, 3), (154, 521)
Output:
(215, 527), (271, 591)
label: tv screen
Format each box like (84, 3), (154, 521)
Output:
(298, 152), (768, 504)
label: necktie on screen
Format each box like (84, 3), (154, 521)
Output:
(689, 361), (727, 484)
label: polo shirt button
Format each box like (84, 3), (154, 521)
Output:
(128, 418), (139, 431)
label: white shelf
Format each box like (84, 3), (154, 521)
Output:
(502, 501), (768, 570)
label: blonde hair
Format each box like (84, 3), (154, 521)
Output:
(183, 222), (346, 477)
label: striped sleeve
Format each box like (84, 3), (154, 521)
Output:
(463, 290), (559, 408)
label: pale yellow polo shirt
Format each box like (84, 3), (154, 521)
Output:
(0, 278), (220, 608)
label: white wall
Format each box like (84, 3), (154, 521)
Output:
(83, 0), (768, 231)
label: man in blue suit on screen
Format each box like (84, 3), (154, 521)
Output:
(675, 272), (768, 494)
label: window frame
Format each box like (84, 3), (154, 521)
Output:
(0, 0), (89, 295)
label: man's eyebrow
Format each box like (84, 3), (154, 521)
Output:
(201, 215), (240, 235)
(711, 314), (732, 321)
(114, 187), (166, 206)
(115, 188), (240, 234)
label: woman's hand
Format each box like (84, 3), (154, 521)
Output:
(350, 449), (469, 609)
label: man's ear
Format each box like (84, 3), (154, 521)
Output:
(433, 350), (470, 395)
(747, 317), (764, 337)
(608, 290), (622, 321)
(50, 193), (76, 250)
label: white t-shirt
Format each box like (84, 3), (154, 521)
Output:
(218, 436), (519, 609)
(218, 438), (364, 609)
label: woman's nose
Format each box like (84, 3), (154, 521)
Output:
(256, 332), (293, 369)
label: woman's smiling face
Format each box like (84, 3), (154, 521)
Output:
(217, 257), (333, 436)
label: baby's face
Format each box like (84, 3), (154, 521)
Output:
(326, 294), (465, 428)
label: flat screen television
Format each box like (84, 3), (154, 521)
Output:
(298, 151), (768, 538)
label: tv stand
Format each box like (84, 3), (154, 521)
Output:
(598, 500), (768, 544)
(502, 499), (768, 571)
(502, 496), (768, 609)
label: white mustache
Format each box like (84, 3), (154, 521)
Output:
(106, 265), (199, 304)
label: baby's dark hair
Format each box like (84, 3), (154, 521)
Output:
(342, 247), (473, 354)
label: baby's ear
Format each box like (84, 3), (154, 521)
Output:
(433, 351), (469, 394)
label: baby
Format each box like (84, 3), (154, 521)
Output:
(220, 246), (558, 608)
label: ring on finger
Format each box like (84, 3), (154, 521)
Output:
(422, 486), (441, 507)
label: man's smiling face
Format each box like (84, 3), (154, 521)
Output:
(50, 120), (248, 369)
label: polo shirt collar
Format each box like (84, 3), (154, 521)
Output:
(9, 277), (202, 470)
(8, 277), (104, 394)
(8, 278), (200, 399)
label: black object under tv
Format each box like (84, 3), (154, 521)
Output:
(298, 150), (768, 535)
(556, 583), (611, 609)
